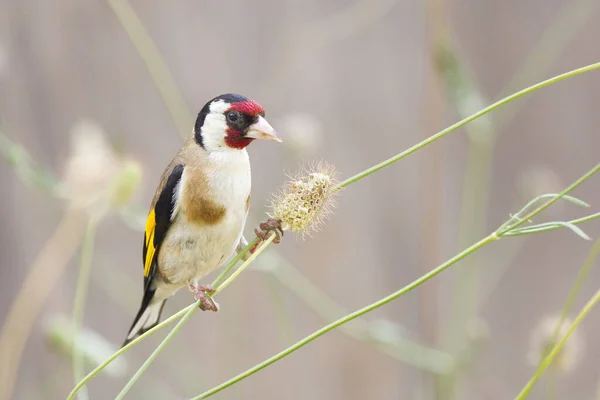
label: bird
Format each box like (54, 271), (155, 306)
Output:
(123, 93), (283, 346)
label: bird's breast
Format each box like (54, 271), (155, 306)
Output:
(158, 156), (251, 285)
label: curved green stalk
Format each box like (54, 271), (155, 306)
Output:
(191, 234), (498, 399)
(113, 235), (275, 399)
(336, 62), (600, 189)
(514, 287), (600, 399)
(188, 161), (600, 398)
(68, 61), (600, 398)
(67, 237), (260, 399)
(114, 303), (199, 400)
(66, 302), (197, 400)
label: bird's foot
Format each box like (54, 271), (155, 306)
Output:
(252, 218), (283, 253)
(189, 283), (219, 312)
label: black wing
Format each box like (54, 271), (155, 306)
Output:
(142, 164), (184, 290)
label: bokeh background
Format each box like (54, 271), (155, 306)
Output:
(1, 0), (600, 399)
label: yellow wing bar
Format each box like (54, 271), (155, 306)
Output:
(144, 209), (156, 277)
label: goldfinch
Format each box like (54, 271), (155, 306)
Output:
(124, 93), (282, 346)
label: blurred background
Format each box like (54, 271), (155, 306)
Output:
(1, 0), (600, 399)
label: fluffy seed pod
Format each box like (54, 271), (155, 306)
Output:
(59, 120), (142, 214)
(271, 162), (337, 237)
(527, 315), (583, 373)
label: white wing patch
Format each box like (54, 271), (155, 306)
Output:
(170, 170), (184, 221)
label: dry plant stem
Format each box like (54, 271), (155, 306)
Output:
(192, 234), (499, 399)
(514, 287), (600, 400)
(107, 0), (192, 139)
(335, 62), (600, 190)
(0, 210), (88, 400)
(71, 216), (101, 400)
(113, 236), (274, 399)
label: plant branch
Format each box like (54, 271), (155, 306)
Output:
(265, 259), (454, 374)
(191, 163), (598, 398)
(68, 61), (600, 397)
(191, 234), (499, 399)
(514, 286), (600, 399)
(113, 235), (275, 399)
(336, 62), (600, 190)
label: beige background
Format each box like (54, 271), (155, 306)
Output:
(1, 0), (600, 399)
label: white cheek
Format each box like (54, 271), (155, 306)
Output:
(201, 113), (228, 150)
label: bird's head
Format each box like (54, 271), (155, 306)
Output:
(194, 93), (282, 152)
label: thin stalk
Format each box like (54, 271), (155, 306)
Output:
(68, 238), (260, 399)
(336, 63), (600, 189)
(514, 287), (600, 399)
(114, 235), (276, 399)
(71, 216), (101, 400)
(192, 234), (498, 399)
(67, 302), (197, 400)
(212, 237), (261, 289)
(550, 238), (600, 341)
(497, 164), (600, 235)
(502, 212), (600, 237)
(114, 302), (199, 400)
(213, 234), (276, 295)
(192, 162), (599, 398)
(269, 260), (453, 374)
(68, 61), (600, 397)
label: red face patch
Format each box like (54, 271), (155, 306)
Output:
(228, 100), (265, 116)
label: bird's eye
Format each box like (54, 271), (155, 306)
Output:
(227, 111), (239, 122)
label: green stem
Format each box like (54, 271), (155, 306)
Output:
(192, 234), (498, 399)
(552, 238), (600, 338)
(212, 237), (261, 289)
(270, 260), (453, 374)
(335, 62), (600, 190)
(498, 164), (600, 235)
(502, 212), (600, 237)
(68, 235), (261, 399)
(68, 61), (600, 397)
(514, 286), (600, 399)
(71, 216), (100, 400)
(66, 302), (196, 400)
(114, 302), (199, 400)
(114, 235), (275, 399)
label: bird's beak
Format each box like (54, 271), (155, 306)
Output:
(246, 116), (283, 142)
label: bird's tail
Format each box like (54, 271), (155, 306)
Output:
(122, 290), (166, 347)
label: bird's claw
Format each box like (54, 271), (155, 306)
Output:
(190, 283), (219, 312)
(252, 218), (283, 253)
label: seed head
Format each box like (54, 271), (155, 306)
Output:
(527, 315), (583, 373)
(59, 120), (142, 214)
(271, 162), (337, 237)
